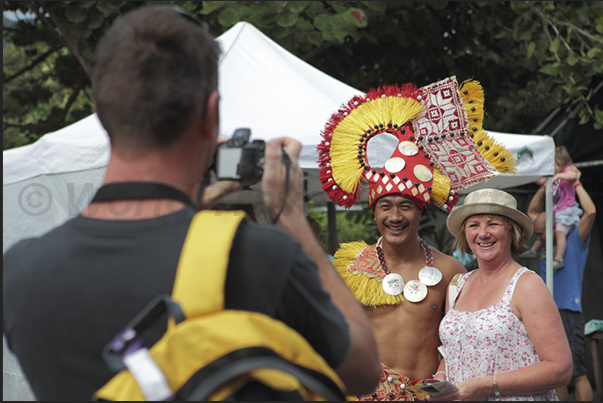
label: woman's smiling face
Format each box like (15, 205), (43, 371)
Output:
(464, 214), (513, 263)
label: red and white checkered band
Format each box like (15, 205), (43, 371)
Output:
(412, 77), (468, 138)
(423, 135), (497, 189)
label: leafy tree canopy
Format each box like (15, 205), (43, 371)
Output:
(3, 1), (603, 150)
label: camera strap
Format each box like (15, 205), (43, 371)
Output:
(91, 182), (195, 209)
(271, 149), (291, 225)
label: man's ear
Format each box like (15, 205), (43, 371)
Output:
(201, 90), (220, 141)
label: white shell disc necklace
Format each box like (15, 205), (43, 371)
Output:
(376, 237), (442, 302)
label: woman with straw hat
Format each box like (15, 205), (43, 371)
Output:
(427, 188), (572, 401)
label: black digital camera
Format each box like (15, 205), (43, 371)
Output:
(212, 128), (265, 187)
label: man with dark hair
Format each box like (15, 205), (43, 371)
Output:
(527, 167), (596, 401)
(3, 6), (380, 401)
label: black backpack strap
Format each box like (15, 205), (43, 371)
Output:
(178, 347), (346, 401)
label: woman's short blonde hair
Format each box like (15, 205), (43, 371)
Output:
(452, 214), (529, 256)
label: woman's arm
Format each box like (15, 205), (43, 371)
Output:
(496, 271), (572, 394)
(428, 271), (572, 401)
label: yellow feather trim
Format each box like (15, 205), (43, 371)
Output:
(459, 79), (485, 131)
(333, 241), (369, 268)
(331, 97), (424, 193)
(431, 168), (451, 206)
(459, 79), (516, 175)
(333, 241), (403, 307)
(472, 129), (517, 174)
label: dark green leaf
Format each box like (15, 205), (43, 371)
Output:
(549, 36), (560, 53)
(306, 1), (325, 19)
(79, 2), (96, 9)
(255, 13), (275, 26)
(566, 53), (579, 66)
(360, 1), (387, 13)
(326, 1), (349, 14)
(276, 12), (298, 28)
(332, 28), (348, 41)
(587, 47), (602, 58)
(428, 1), (449, 11)
(313, 13), (330, 31)
(69, 23), (92, 39)
(526, 41), (535, 59)
(86, 9), (104, 30)
(217, 8), (241, 27)
(65, 4), (86, 23)
(294, 18), (314, 32)
(199, 1), (225, 15)
(95, 1), (125, 17)
(539, 63), (558, 76)
(349, 9), (367, 28)
(494, 31), (507, 39)
(321, 29), (335, 42)
(287, 1), (310, 14)
(306, 32), (322, 47)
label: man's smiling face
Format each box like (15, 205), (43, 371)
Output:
(373, 195), (422, 247)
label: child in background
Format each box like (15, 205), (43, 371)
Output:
(521, 146), (582, 269)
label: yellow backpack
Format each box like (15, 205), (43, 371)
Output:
(93, 210), (346, 401)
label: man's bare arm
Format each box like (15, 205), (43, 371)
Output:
(569, 167), (596, 243)
(527, 183), (546, 221)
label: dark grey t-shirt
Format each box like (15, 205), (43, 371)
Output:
(3, 208), (349, 401)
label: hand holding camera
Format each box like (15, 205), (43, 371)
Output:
(208, 128), (301, 223)
(261, 136), (303, 224)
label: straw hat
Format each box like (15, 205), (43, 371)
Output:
(446, 188), (533, 239)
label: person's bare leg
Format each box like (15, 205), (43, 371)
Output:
(554, 230), (567, 262)
(556, 385), (569, 401)
(573, 374), (593, 401)
(531, 237), (543, 253)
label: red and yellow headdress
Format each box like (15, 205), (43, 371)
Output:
(317, 76), (516, 212)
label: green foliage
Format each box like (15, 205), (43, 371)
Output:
(307, 202), (379, 252)
(3, 1), (602, 149)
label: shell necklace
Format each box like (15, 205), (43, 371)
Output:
(376, 237), (442, 302)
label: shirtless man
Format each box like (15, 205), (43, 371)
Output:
(317, 77), (517, 400)
(334, 195), (465, 400)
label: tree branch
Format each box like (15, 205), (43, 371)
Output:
(524, 1), (593, 120)
(3, 83), (85, 133)
(301, 42), (333, 62)
(39, 6), (93, 79)
(4, 47), (60, 84)
(556, 21), (603, 46)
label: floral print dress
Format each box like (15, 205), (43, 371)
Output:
(439, 267), (558, 401)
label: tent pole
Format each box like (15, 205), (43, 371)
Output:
(545, 176), (554, 295)
(327, 202), (338, 256)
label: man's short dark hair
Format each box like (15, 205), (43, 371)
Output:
(92, 6), (220, 150)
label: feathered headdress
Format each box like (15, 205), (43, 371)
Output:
(317, 76), (516, 212)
